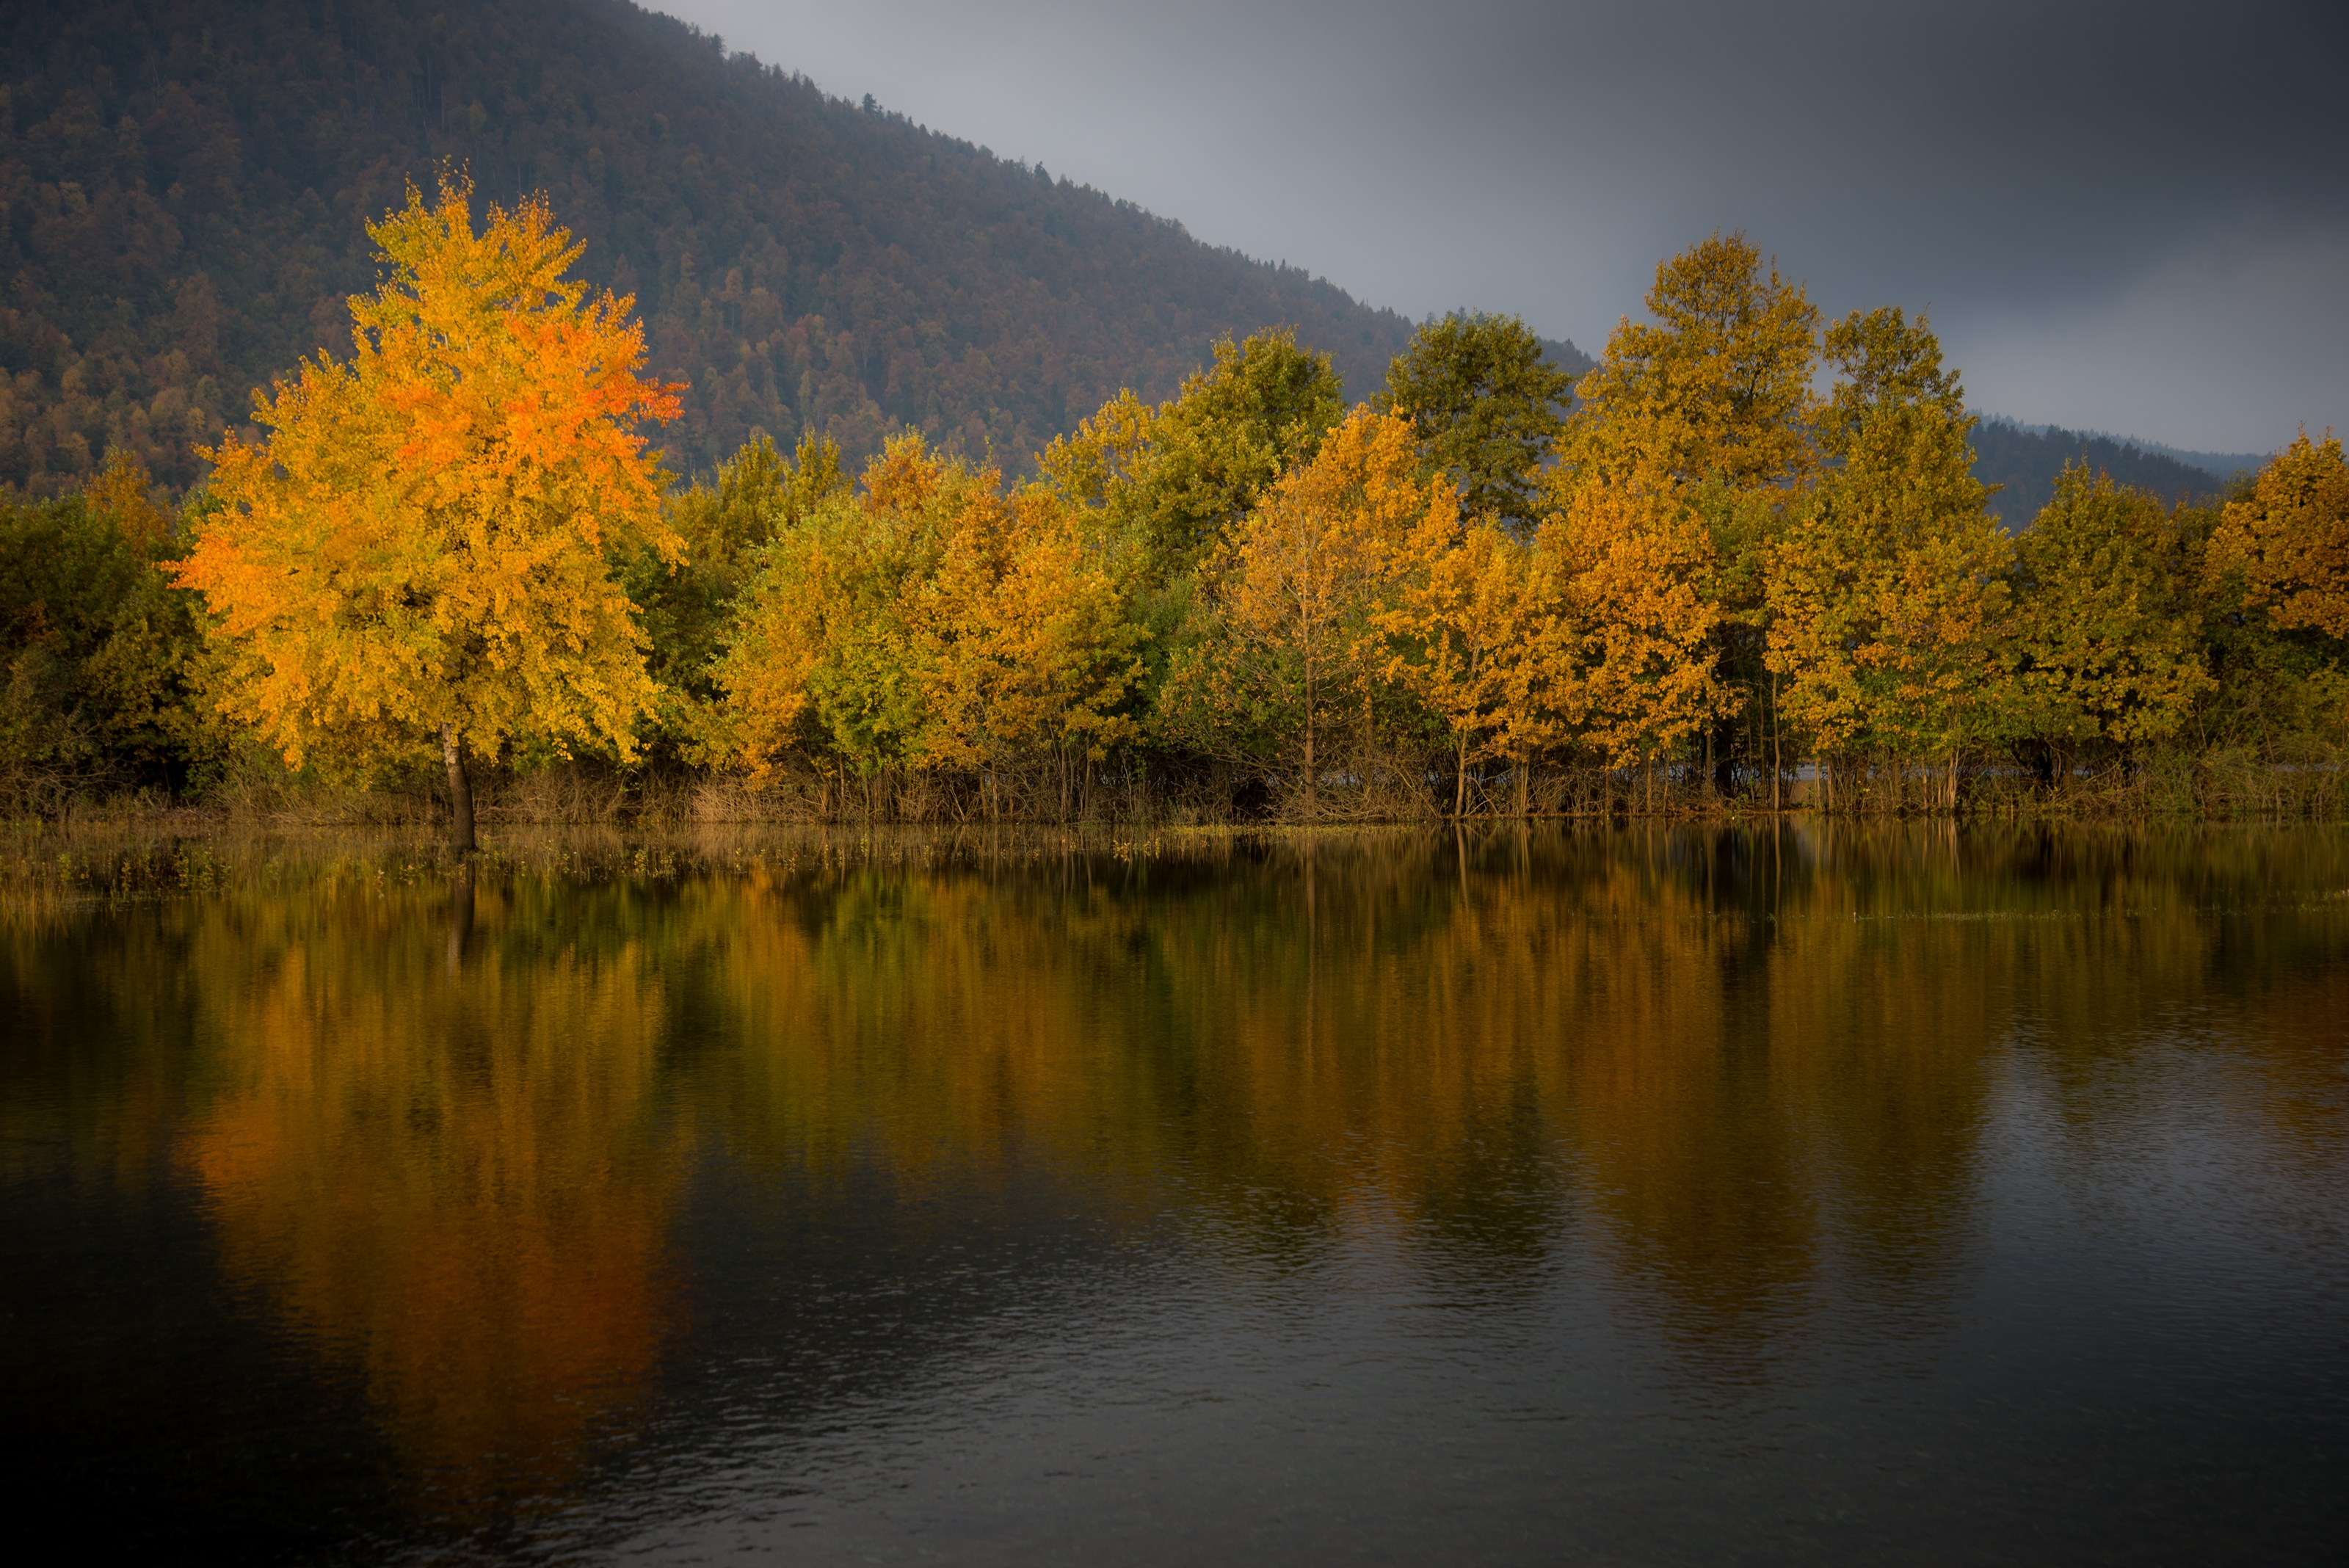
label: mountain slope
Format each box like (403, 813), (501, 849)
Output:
(1971, 418), (2257, 527)
(1, 0), (1453, 494)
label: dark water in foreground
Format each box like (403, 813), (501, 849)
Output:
(2, 825), (2343, 1564)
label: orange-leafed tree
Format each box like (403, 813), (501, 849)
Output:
(174, 176), (681, 849)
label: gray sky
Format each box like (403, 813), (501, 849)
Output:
(658, 0), (2345, 454)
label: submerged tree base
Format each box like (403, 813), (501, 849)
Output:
(15, 738), (2346, 832)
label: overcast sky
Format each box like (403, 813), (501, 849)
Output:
(658, 0), (2345, 454)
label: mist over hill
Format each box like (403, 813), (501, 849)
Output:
(0, 0), (1508, 494)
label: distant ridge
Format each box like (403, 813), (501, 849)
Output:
(1982, 418), (2268, 483)
(1539, 336), (1597, 378)
(1, 0), (1439, 492)
(1969, 415), (2266, 528)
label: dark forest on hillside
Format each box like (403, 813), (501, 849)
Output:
(0, 0), (1501, 494)
(1972, 418), (2258, 527)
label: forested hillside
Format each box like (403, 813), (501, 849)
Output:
(1972, 418), (2256, 527)
(0, 0), (1475, 494)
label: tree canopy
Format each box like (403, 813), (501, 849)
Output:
(1564, 233), (1820, 494)
(1374, 312), (1572, 530)
(173, 175), (678, 846)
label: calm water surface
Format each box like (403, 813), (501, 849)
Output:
(2, 825), (2343, 1564)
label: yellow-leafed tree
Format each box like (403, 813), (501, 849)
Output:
(1561, 233), (1820, 788)
(1379, 515), (1545, 817)
(1218, 409), (1438, 819)
(2208, 431), (2349, 642)
(1765, 310), (2007, 805)
(1543, 462), (1729, 788)
(921, 487), (1147, 798)
(174, 176), (680, 848)
(1564, 232), (1820, 496)
(712, 436), (1144, 816)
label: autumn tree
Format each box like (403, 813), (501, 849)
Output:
(1040, 332), (1349, 783)
(1564, 233), (1819, 494)
(1039, 329), (1345, 580)
(84, 447), (175, 556)
(628, 430), (847, 747)
(1542, 462), (1728, 802)
(711, 437), (971, 791)
(1197, 409), (1437, 818)
(711, 436), (1143, 816)
(175, 176), (680, 849)
(2207, 431), (2349, 642)
(1562, 233), (1820, 793)
(1, 454), (209, 806)
(1373, 312), (1572, 531)
(1765, 309), (2007, 806)
(2006, 467), (2211, 763)
(919, 487), (1149, 817)
(1377, 515), (1563, 818)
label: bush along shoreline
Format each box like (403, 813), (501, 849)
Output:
(6, 195), (2343, 835)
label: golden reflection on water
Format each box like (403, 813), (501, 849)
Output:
(5, 824), (2342, 1518)
(170, 868), (683, 1514)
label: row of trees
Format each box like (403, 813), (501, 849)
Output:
(5, 180), (2345, 837)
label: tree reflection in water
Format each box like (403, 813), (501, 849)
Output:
(3, 823), (2340, 1553)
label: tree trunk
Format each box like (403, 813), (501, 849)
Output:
(442, 724), (476, 853)
(1514, 751), (1529, 819)
(1455, 733), (1469, 820)
(1303, 716), (1316, 822)
(1771, 674), (1782, 814)
(1302, 653), (1317, 824)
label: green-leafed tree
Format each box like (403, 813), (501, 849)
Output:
(628, 430), (847, 750)
(1038, 330), (1348, 761)
(2006, 466), (2211, 766)
(1373, 313), (1572, 531)
(1, 451), (211, 809)
(1040, 329), (1344, 581)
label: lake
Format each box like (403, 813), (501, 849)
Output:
(3, 824), (2343, 1564)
